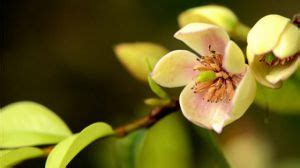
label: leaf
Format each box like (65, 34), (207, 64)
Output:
(136, 112), (194, 168)
(114, 130), (146, 168)
(88, 130), (146, 168)
(0, 147), (44, 167)
(192, 127), (230, 168)
(114, 42), (168, 81)
(45, 122), (114, 168)
(255, 70), (300, 114)
(0, 101), (72, 148)
(148, 76), (169, 99)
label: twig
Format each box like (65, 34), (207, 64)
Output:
(42, 99), (180, 155)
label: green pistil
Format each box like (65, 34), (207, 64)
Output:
(197, 71), (217, 83)
(265, 53), (276, 64)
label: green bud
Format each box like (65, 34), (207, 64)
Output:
(197, 71), (217, 82)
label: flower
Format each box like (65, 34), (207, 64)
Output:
(247, 14), (300, 88)
(151, 23), (256, 133)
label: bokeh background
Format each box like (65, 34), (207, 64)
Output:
(2, 0), (300, 167)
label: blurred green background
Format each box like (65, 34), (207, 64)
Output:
(2, 0), (300, 167)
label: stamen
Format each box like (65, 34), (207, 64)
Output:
(194, 81), (213, 93)
(192, 46), (242, 103)
(260, 53), (299, 66)
(204, 86), (217, 102)
(225, 80), (235, 101)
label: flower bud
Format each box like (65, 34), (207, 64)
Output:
(178, 5), (238, 33)
(114, 42), (168, 81)
(247, 14), (299, 88)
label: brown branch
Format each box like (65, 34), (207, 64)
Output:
(115, 99), (179, 136)
(42, 99), (180, 155)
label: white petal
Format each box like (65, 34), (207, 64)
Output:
(174, 23), (229, 56)
(179, 82), (231, 133)
(226, 66), (256, 124)
(223, 41), (246, 74)
(151, 50), (200, 88)
(273, 24), (299, 58)
(266, 57), (300, 84)
(247, 15), (290, 55)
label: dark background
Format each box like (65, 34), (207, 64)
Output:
(2, 0), (300, 167)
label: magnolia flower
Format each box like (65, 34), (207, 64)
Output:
(247, 14), (300, 88)
(151, 23), (256, 133)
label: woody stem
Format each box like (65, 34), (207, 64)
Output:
(42, 99), (180, 155)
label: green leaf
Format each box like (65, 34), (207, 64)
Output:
(255, 70), (300, 114)
(136, 112), (194, 168)
(147, 76), (169, 99)
(89, 130), (146, 168)
(0, 101), (72, 148)
(45, 122), (114, 168)
(114, 42), (168, 82)
(192, 127), (230, 168)
(0, 147), (44, 167)
(114, 130), (146, 168)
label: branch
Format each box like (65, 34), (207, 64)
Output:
(115, 99), (179, 136)
(42, 99), (180, 155)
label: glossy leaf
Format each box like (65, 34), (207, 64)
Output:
(114, 130), (146, 168)
(136, 112), (194, 168)
(0, 147), (44, 167)
(255, 70), (300, 114)
(89, 130), (146, 168)
(45, 122), (114, 168)
(0, 101), (72, 148)
(192, 127), (230, 168)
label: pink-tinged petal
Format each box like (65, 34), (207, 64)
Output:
(179, 82), (231, 133)
(223, 41), (246, 74)
(174, 23), (229, 56)
(247, 48), (282, 88)
(226, 66), (256, 124)
(151, 50), (200, 88)
(266, 57), (299, 84)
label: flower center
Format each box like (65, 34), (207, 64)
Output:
(259, 52), (299, 66)
(191, 47), (242, 103)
